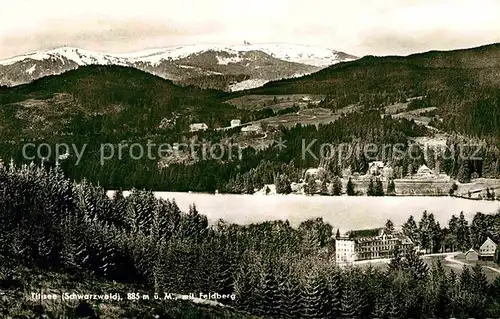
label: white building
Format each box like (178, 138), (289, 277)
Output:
(367, 161), (385, 176)
(230, 119), (241, 127)
(189, 123), (208, 132)
(304, 167), (327, 181)
(335, 239), (356, 264)
(479, 237), (498, 259)
(337, 228), (414, 261)
(416, 164), (432, 176)
(241, 124), (261, 135)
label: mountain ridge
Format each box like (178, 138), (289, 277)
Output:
(0, 43), (357, 91)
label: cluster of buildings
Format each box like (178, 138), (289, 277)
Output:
(302, 161), (442, 184)
(365, 161), (436, 180)
(190, 119), (263, 135)
(461, 237), (498, 261)
(335, 228), (414, 264)
(335, 229), (499, 265)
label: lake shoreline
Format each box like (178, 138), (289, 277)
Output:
(107, 190), (500, 232)
(111, 188), (500, 202)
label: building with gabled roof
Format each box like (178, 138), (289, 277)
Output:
(479, 237), (498, 259)
(230, 119), (241, 127)
(189, 123), (208, 132)
(465, 248), (479, 261)
(417, 164), (433, 176)
(241, 124), (261, 135)
(304, 167), (327, 182)
(337, 228), (414, 261)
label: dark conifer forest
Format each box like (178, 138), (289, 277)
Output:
(1, 162), (500, 317)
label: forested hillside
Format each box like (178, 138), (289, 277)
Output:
(250, 43), (500, 141)
(0, 45), (500, 193)
(0, 109), (433, 192)
(0, 65), (235, 139)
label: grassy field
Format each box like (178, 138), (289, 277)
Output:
(248, 104), (363, 128)
(456, 178), (500, 197)
(392, 107), (438, 126)
(254, 108), (335, 128)
(423, 255), (500, 283)
(225, 94), (325, 110)
(356, 254), (500, 283)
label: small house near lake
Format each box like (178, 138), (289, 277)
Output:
(304, 167), (327, 182)
(479, 237), (498, 260)
(465, 248), (479, 261)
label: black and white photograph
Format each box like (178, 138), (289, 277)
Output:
(1, 0), (500, 318)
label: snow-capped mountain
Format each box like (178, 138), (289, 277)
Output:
(115, 43), (357, 68)
(0, 44), (357, 91)
(0, 47), (130, 67)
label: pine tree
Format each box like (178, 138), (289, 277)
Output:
(367, 179), (375, 196)
(407, 163), (414, 177)
(346, 177), (356, 196)
(386, 178), (396, 195)
(459, 265), (472, 291)
(402, 215), (419, 244)
(257, 262), (280, 317)
(374, 178), (384, 196)
(447, 269), (458, 300)
(455, 212), (471, 251)
(320, 179), (329, 195)
(491, 276), (500, 299)
(385, 219), (394, 232)
(306, 177), (317, 195)
(332, 176), (342, 195)
(402, 249), (429, 281)
(389, 244), (404, 271)
(457, 161), (471, 183)
(495, 246), (500, 265)
(471, 263), (489, 295)
(326, 267), (343, 318)
(301, 231), (320, 256)
(435, 276), (452, 318)
(341, 274), (365, 318)
(234, 261), (257, 313)
(278, 266), (302, 319)
(275, 174), (291, 194)
(300, 267), (329, 318)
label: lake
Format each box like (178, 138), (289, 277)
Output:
(108, 191), (500, 231)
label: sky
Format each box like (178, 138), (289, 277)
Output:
(1, 0), (500, 59)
